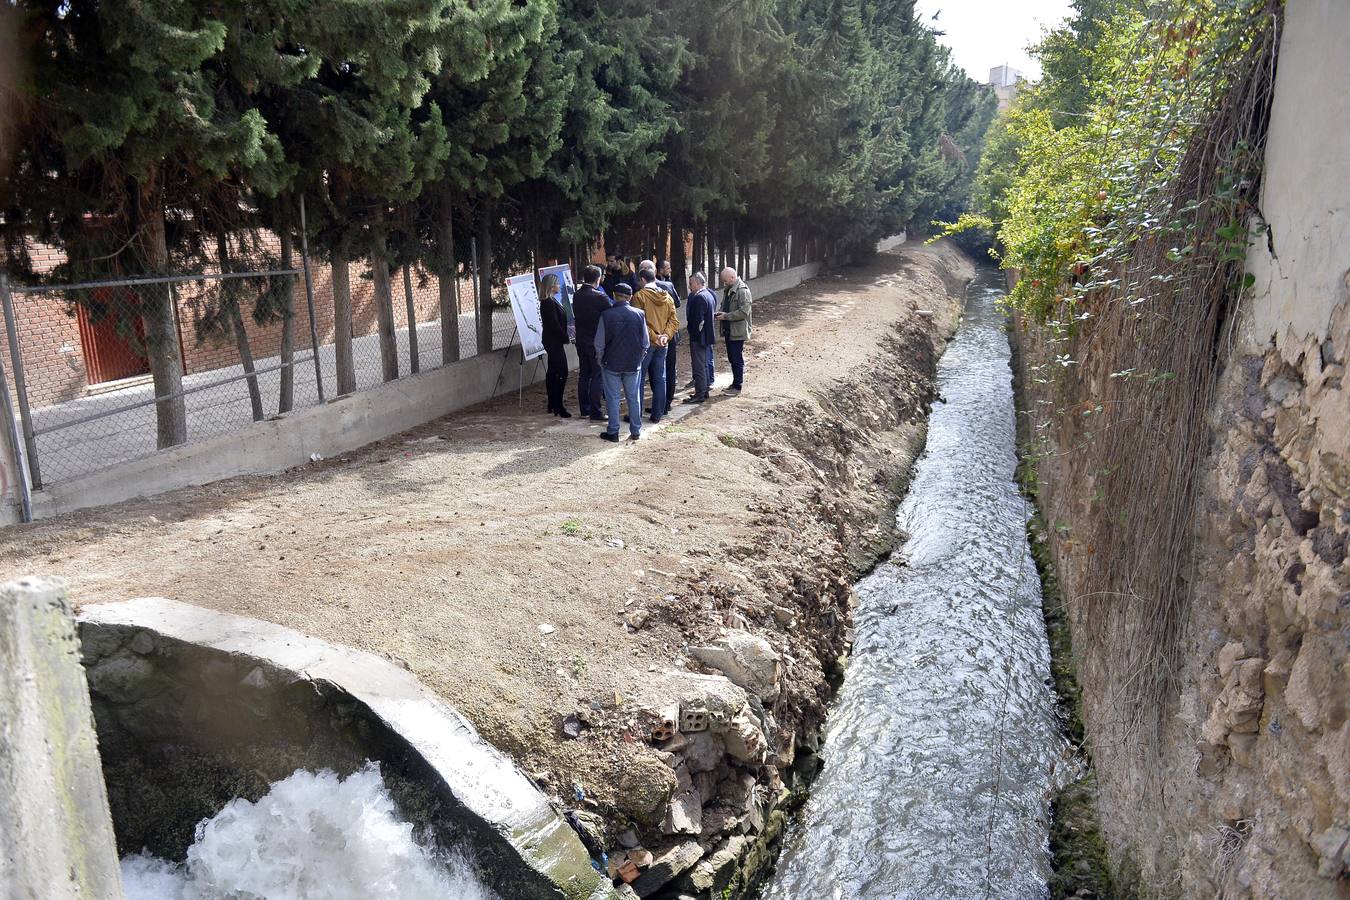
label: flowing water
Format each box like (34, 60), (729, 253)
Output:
(764, 269), (1069, 899)
(120, 765), (498, 900)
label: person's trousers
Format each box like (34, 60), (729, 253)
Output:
(545, 346), (569, 411)
(602, 368), (641, 437)
(689, 341), (711, 398)
(639, 344), (668, 423)
(576, 344), (603, 417)
(662, 338), (679, 415)
(725, 339), (745, 388)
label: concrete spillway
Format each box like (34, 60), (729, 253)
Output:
(77, 597), (613, 900)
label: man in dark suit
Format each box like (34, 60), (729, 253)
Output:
(683, 271), (717, 403)
(571, 264), (612, 420)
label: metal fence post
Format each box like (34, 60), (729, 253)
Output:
(298, 194), (326, 402)
(0, 350), (34, 521)
(470, 236), (481, 356)
(0, 275), (41, 490)
(402, 265), (420, 374)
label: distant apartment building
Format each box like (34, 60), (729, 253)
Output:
(987, 64), (1023, 111)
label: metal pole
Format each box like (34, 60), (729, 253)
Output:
(0, 351), (34, 522)
(298, 194), (325, 402)
(470, 236), (481, 355)
(402, 264), (420, 374)
(0, 275), (41, 489)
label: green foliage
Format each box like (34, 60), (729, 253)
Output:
(6, 0), (998, 280)
(958, 0), (1276, 326)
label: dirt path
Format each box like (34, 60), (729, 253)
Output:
(1, 243), (972, 880)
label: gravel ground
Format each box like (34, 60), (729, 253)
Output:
(0, 242), (973, 828)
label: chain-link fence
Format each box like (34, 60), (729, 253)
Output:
(0, 227), (816, 497)
(0, 234), (519, 491)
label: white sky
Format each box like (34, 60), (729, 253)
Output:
(914, 0), (1076, 83)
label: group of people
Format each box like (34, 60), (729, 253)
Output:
(539, 255), (753, 442)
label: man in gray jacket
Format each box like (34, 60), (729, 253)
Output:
(715, 267), (752, 393)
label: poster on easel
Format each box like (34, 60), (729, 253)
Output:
(538, 263), (577, 342)
(505, 273), (546, 361)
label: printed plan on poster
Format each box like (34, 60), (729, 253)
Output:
(537, 263), (576, 321)
(538, 263), (577, 342)
(506, 273), (546, 361)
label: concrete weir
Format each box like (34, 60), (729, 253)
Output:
(77, 597), (613, 900)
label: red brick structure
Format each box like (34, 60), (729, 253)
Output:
(3, 237), (476, 410)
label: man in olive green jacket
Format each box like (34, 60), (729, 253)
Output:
(716, 267), (752, 392)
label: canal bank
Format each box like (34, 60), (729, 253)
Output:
(1, 243), (975, 898)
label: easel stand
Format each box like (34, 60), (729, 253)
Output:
(494, 323), (543, 409)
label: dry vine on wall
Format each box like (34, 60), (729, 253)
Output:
(1030, 0), (1282, 750)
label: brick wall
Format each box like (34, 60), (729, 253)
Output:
(4, 237), (477, 411)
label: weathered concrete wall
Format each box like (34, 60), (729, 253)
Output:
(0, 577), (124, 900)
(1242, 0), (1350, 352)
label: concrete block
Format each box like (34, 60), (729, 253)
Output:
(0, 576), (125, 900)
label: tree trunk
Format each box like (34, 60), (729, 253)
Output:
(671, 216), (687, 286)
(331, 247), (357, 395)
(214, 229), (264, 422)
(369, 228), (399, 382)
(132, 173), (187, 448)
(476, 209), (494, 353)
(402, 264), (420, 374)
(692, 221), (704, 277)
(656, 221), (669, 265)
(438, 193), (460, 365)
(277, 225), (296, 413)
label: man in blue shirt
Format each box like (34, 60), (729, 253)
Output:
(594, 283), (649, 442)
(683, 272), (717, 403)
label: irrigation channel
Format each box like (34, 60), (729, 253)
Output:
(762, 268), (1070, 899)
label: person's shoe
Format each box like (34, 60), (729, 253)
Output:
(623, 414), (631, 424)
(589, 414), (606, 422)
(683, 396), (706, 405)
(683, 380), (695, 389)
(599, 432), (620, 443)
(725, 385), (742, 393)
(628, 433), (640, 441)
(558, 408), (573, 419)
(649, 416), (662, 424)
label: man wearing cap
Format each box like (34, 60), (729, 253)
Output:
(593, 282), (649, 442)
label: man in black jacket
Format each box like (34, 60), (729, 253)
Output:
(683, 272), (717, 403)
(571, 264), (612, 420)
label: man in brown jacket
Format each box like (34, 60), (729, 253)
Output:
(631, 269), (679, 423)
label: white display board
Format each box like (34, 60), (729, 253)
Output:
(505, 273), (546, 361)
(538, 263), (577, 342)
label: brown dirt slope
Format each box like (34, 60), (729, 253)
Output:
(0, 243), (972, 872)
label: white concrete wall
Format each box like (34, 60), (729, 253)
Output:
(7, 255), (854, 522)
(1243, 0), (1350, 351)
(20, 342), (567, 522)
(876, 232), (908, 253)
